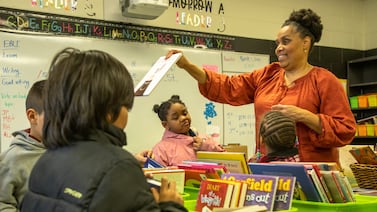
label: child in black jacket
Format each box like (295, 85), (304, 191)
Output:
(21, 48), (187, 212)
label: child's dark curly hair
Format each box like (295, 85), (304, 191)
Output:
(153, 95), (185, 121)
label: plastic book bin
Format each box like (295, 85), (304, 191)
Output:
(350, 96), (359, 109)
(366, 124), (375, 136)
(358, 95), (368, 108)
(368, 94), (377, 107)
(183, 186), (299, 212)
(358, 124), (367, 136)
(292, 194), (377, 212)
(183, 186), (199, 200)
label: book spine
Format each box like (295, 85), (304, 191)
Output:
(308, 169), (330, 203)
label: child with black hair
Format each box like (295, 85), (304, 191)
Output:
(21, 48), (187, 212)
(152, 95), (225, 166)
(257, 110), (300, 163)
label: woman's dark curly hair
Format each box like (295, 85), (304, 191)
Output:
(282, 8), (323, 52)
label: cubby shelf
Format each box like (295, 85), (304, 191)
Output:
(347, 55), (377, 145)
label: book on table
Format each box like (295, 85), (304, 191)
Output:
(143, 167), (185, 194)
(248, 162), (322, 202)
(195, 179), (235, 211)
(178, 162), (227, 188)
(197, 151), (250, 174)
(221, 173), (279, 211)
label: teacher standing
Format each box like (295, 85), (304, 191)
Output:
(166, 8), (356, 165)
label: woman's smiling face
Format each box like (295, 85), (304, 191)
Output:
(275, 25), (308, 71)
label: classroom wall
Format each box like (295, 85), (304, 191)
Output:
(1, 0), (374, 50)
(106, 0), (370, 50)
(365, 0), (377, 50)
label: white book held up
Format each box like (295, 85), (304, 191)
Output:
(134, 53), (182, 96)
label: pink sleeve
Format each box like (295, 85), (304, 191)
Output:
(152, 144), (169, 167)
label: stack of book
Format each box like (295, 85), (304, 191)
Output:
(195, 173), (296, 212)
(177, 161), (228, 188)
(248, 162), (356, 203)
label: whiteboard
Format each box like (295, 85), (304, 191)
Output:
(222, 51), (270, 159)
(0, 30), (270, 159)
(0, 30), (224, 154)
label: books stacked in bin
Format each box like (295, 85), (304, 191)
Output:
(195, 173), (296, 212)
(248, 162), (356, 204)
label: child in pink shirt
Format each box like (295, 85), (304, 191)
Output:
(152, 95), (225, 166)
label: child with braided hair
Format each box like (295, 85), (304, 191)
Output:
(257, 110), (300, 163)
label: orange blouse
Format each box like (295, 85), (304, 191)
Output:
(198, 62), (356, 164)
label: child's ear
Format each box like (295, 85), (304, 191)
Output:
(26, 108), (38, 125)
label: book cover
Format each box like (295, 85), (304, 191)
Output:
(221, 173), (279, 211)
(144, 157), (165, 168)
(197, 151), (250, 174)
(209, 179), (245, 208)
(181, 168), (217, 188)
(195, 179), (235, 211)
(332, 171), (356, 202)
(134, 52), (182, 96)
(273, 175), (296, 211)
(179, 162), (228, 177)
(248, 163), (322, 202)
(320, 170), (346, 203)
(310, 164), (334, 203)
(307, 168), (329, 203)
(349, 146), (377, 165)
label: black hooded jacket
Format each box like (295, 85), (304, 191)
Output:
(20, 125), (187, 212)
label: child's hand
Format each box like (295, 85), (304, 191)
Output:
(151, 177), (183, 205)
(193, 137), (205, 151)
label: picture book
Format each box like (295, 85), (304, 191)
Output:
(180, 161), (228, 176)
(134, 52), (182, 96)
(195, 179), (235, 211)
(221, 173), (279, 211)
(178, 162), (227, 188)
(208, 179), (245, 208)
(270, 162), (337, 202)
(331, 170), (356, 202)
(248, 163), (322, 202)
(273, 175), (296, 211)
(197, 151), (250, 174)
(320, 170), (346, 203)
(349, 146), (377, 165)
(310, 163), (334, 203)
(144, 157), (165, 168)
(307, 168), (329, 203)
(143, 168), (185, 193)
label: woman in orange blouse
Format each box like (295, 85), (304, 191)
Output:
(165, 9), (356, 165)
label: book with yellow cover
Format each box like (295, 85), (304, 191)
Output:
(197, 151), (250, 174)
